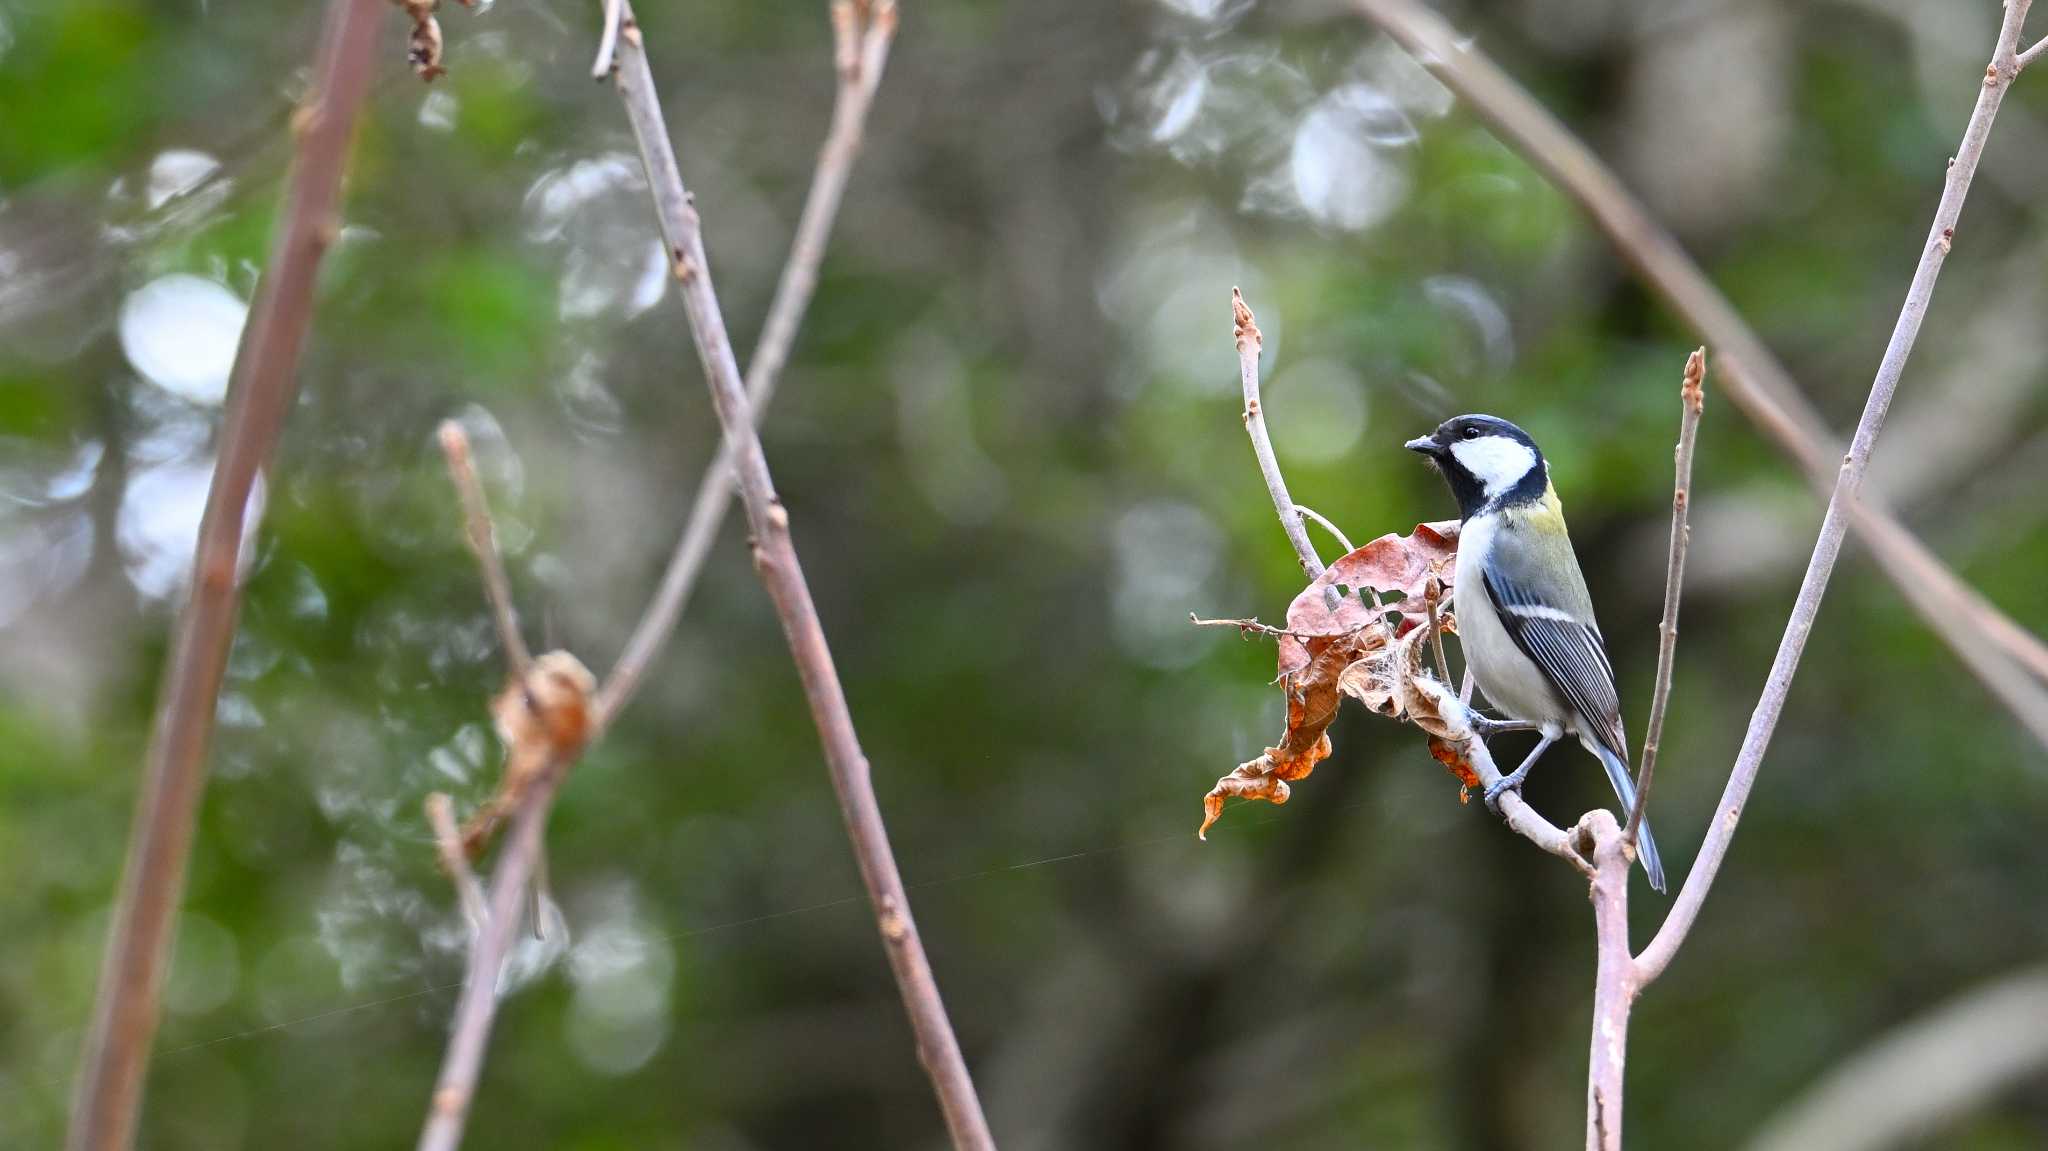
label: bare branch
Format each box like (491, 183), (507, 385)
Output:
(418, 440), (603, 1151)
(590, 0), (623, 79)
(66, 3), (384, 1146)
(594, 0), (898, 727)
(1187, 613), (1372, 643)
(1635, 0), (2036, 987)
(1626, 348), (1704, 844)
(603, 7), (994, 1147)
(417, 767), (565, 1151)
(1234, 288), (1324, 581)
(1582, 813), (1633, 1151)
(1424, 579), (1451, 686)
(439, 421), (531, 675)
(1453, 712), (1592, 876)
(2020, 35), (2048, 71)
(426, 793), (489, 935)
(1294, 503), (1356, 555)
(1350, 0), (2048, 743)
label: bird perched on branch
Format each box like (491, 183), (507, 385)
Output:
(1407, 415), (1666, 892)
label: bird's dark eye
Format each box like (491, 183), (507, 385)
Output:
(1461, 426), (1480, 440)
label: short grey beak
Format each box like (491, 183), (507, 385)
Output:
(1404, 435), (1440, 456)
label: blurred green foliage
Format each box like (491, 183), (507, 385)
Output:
(2, 0), (2047, 1148)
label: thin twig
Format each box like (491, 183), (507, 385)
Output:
(1233, 288), (1323, 581)
(593, 0), (898, 727)
(66, 3), (383, 1147)
(1350, 0), (2048, 742)
(419, 436), (600, 1151)
(439, 422), (531, 674)
(417, 771), (567, 1151)
(604, 7), (995, 1148)
(1424, 579), (1452, 686)
(1294, 503), (1356, 555)
(426, 793), (489, 933)
(1636, 0), (2035, 986)
(1626, 348), (1704, 844)
(2020, 36), (2048, 71)
(1188, 612), (1372, 643)
(590, 0), (623, 78)
(1452, 706), (1593, 876)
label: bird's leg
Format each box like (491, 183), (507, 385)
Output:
(1470, 713), (1541, 738)
(1484, 731), (1558, 812)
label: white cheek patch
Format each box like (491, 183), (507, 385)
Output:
(1448, 436), (1538, 498)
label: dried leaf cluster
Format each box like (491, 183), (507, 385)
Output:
(391, 0), (476, 82)
(1199, 521), (1478, 838)
(457, 650), (597, 857)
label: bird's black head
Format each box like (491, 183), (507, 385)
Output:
(1405, 414), (1548, 519)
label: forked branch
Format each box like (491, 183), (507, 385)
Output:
(417, 427), (599, 1151)
(1636, 0), (2037, 986)
(1350, 0), (2048, 749)
(594, 0), (898, 726)
(604, 4), (994, 1147)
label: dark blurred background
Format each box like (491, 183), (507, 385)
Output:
(3, 0), (2047, 1147)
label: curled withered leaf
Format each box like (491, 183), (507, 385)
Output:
(462, 650), (597, 857)
(1200, 759), (1299, 840)
(1199, 638), (1360, 838)
(1199, 521), (1466, 838)
(409, 13), (446, 81)
(1334, 617), (1469, 739)
(1277, 521), (1459, 678)
(1428, 737), (1480, 801)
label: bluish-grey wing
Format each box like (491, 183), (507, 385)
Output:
(1482, 569), (1627, 757)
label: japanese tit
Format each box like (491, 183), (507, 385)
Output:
(1406, 415), (1666, 893)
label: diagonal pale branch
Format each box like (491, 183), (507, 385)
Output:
(591, 0), (624, 79)
(66, 3), (385, 1148)
(604, 5), (995, 1148)
(1636, 0), (2036, 985)
(593, 0), (897, 727)
(1294, 503), (1356, 555)
(1350, 0), (2048, 750)
(1627, 348), (1704, 844)
(418, 428), (602, 1151)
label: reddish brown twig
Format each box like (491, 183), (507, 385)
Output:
(65, 4), (384, 1148)
(604, 5), (995, 1148)
(1626, 349), (1704, 844)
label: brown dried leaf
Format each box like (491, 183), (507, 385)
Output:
(1201, 522), (1468, 837)
(464, 651), (596, 856)
(1198, 637), (1356, 838)
(1277, 520), (1459, 677)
